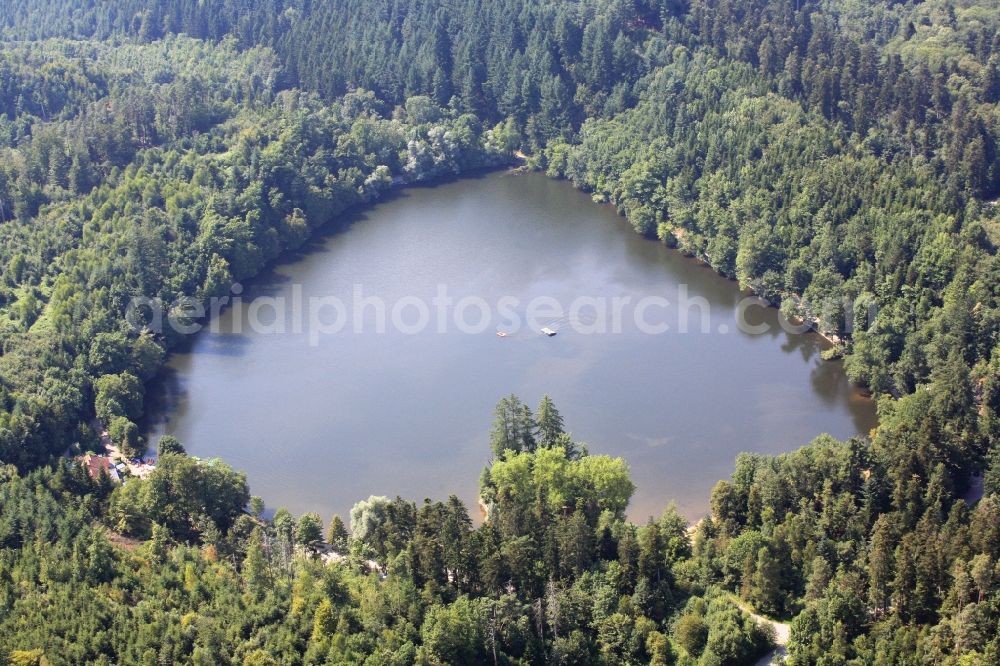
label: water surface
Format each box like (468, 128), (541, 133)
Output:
(146, 171), (875, 521)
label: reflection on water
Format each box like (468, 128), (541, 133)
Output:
(144, 171), (876, 521)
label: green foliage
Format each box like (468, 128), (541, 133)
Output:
(536, 394), (566, 449)
(675, 612), (709, 657)
(325, 514), (348, 552)
(0, 1), (1000, 663)
(108, 452), (249, 541)
(0, 37), (508, 468)
(489, 393), (538, 457)
(107, 416), (140, 457)
(296, 512), (323, 552)
(156, 434), (185, 458)
(421, 596), (486, 664)
(93, 372), (143, 425)
(484, 432), (635, 519)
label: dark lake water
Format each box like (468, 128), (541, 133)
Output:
(145, 170), (876, 521)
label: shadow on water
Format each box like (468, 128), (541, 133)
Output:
(783, 336), (823, 364)
(809, 358), (847, 408)
(140, 365), (184, 437)
(195, 333), (253, 357)
(233, 196), (411, 295)
(807, 356), (877, 434)
(140, 169), (505, 449)
(235, 169), (501, 291)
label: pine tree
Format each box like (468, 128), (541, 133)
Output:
(311, 599), (336, 642)
(489, 394), (537, 457)
(67, 149), (92, 193)
(326, 515), (349, 552)
(536, 395), (565, 448)
(750, 546), (783, 615)
(868, 514), (895, 614)
(982, 55), (1000, 104)
(47, 147), (68, 189)
(242, 529), (270, 597)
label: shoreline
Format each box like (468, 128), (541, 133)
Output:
(140, 165), (877, 528)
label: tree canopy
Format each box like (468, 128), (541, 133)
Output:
(1, 0), (1000, 662)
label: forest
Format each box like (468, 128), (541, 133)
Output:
(0, 0), (1000, 664)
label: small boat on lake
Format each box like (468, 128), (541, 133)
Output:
(541, 327), (557, 337)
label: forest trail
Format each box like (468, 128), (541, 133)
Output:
(751, 609), (790, 666)
(727, 595), (791, 665)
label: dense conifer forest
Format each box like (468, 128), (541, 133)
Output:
(1, 0), (1000, 663)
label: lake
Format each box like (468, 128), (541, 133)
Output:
(144, 170), (876, 522)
